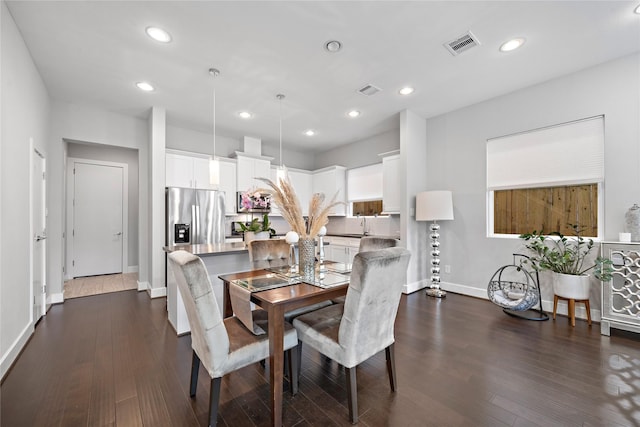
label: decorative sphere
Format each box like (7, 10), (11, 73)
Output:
(318, 226), (327, 237)
(431, 266), (440, 274)
(431, 249), (440, 257)
(431, 258), (441, 266)
(285, 231), (299, 244)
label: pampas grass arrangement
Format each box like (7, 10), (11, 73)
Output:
(257, 172), (341, 239)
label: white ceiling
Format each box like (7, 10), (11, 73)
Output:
(6, 1), (640, 153)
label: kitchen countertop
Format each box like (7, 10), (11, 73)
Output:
(163, 242), (248, 256)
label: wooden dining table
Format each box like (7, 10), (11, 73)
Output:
(219, 268), (348, 427)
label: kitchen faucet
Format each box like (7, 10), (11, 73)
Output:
(360, 215), (369, 236)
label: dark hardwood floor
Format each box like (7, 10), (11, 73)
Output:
(2, 289), (640, 426)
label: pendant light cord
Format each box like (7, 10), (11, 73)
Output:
(277, 94), (285, 167)
(209, 68), (220, 159)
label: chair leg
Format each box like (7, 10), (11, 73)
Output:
(385, 344), (397, 392)
(345, 366), (358, 424)
(584, 300), (592, 325)
(288, 346), (299, 395)
(553, 295), (559, 320)
(190, 350), (200, 397)
(297, 340), (303, 380)
(208, 377), (222, 427)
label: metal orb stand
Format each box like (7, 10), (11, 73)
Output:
(427, 222), (446, 298)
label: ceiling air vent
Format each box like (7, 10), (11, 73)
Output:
(358, 84), (382, 97)
(444, 31), (480, 56)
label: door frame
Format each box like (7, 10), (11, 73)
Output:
(65, 157), (128, 281)
(29, 141), (47, 321)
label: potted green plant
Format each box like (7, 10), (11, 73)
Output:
(520, 224), (613, 300)
(239, 213), (275, 242)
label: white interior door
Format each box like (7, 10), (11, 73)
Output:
(73, 161), (124, 277)
(31, 148), (46, 322)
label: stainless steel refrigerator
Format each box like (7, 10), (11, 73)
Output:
(166, 187), (226, 246)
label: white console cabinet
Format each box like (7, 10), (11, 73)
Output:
(600, 241), (640, 336)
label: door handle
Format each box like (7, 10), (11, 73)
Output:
(35, 234), (47, 242)
(114, 232), (122, 236)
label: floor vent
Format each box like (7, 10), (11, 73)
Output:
(444, 31), (480, 56)
(358, 84), (382, 96)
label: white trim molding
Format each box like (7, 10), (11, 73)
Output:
(48, 293), (64, 304)
(1, 322), (33, 380)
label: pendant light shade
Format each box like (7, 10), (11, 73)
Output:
(276, 93), (287, 186)
(209, 68), (220, 187)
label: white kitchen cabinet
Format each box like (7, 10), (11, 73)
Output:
(382, 154), (401, 214)
(312, 166), (346, 216)
(326, 236), (359, 263)
(218, 159), (237, 215)
(166, 151), (215, 190)
(236, 153), (272, 192)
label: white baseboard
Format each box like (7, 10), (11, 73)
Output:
(1, 322), (33, 380)
(49, 292), (64, 304)
(403, 278), (430, 294)
(126, 265), (139, 273)
(438, 281), (600, 322)
(147, 286), (167, 299)
(137, 280), (149, 292)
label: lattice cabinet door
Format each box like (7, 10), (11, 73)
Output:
(600, 242), (640, 336)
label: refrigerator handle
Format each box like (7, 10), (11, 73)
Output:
(195, 205), (200, 242)
(191, 204), (197, 243)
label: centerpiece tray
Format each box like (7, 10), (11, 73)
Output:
(232, 273), (300, 292)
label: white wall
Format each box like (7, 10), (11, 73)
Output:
(50, 101), (150, 299)
(0, 1), (51, 378)
(314, 128), (400, 170)
(66, 142), (139, 270)
(166, 124), (315, 170)
(428, 53), (640, 315)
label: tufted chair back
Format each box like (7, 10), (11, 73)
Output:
(358, 236), (399, 252)
(247, 239), (290, 269)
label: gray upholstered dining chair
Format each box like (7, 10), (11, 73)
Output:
(168, 250), (299, 427)
(292, 247), (411, 424)
(358, 236), (399, 252)
(247, 239), (332, 321)
(332, 236), (400, 304)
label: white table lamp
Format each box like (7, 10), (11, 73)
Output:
(416, 191), (454, 298)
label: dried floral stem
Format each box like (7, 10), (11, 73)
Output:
(257, 174), (342, 239)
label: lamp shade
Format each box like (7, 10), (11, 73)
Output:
(416, 191), (454, 221)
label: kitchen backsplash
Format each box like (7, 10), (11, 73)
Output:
(225, 214), (400, 238)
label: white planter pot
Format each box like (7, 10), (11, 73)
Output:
(553, 273), (591, 300)
(244, 231), (270, 243)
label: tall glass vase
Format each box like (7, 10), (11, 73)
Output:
(298, 238), (316, 280)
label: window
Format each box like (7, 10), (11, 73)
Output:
(487, 116), (604, 237)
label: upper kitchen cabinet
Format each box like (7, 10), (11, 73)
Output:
(382, 153), (401, 214)
(219, 159), (237, 215)
(236, 153), (272, 192)
(313, 166), (346, 216)
(166, 150), (215, 190)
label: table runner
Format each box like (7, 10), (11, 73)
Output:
(229, 282), (266, 335)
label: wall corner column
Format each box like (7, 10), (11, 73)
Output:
(148, 107), (166, 298)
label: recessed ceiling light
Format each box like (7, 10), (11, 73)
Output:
(399, 87), (414, 95)
(238, 111), (252, 119)
(145, 26), (172, 43)
(635, 4), (640, 14)
(347, 110), (361, 118)
(324, 40), (342, 53)
(499, 38), (525, 52)
(136, 81), (154, 92)
(304, 129), (316, 136)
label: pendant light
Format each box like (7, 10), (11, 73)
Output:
(275, 93), (287, 186)
(209, 68), (220, 187)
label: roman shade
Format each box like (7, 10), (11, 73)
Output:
(347, 163), (383, 202)
(486, 116), (604, 190)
